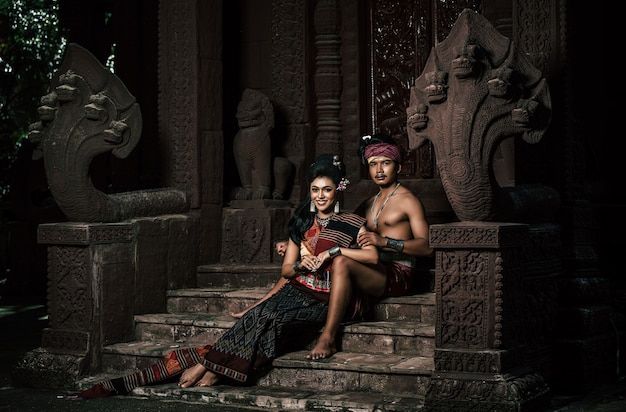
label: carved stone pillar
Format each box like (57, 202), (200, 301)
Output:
(425, 222), (551, 411)
(12, 215), (198, 389)
(221, 200), (292, 264)
(159, 0), (223, 264)
(313, 0), (343, 155)
(271, 0), (309, 203)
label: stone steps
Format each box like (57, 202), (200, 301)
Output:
(77, 374), (427, 411)
(86, 264), (436, 411)
(129, 310), (434, 357)
(176, 288), (435, 321)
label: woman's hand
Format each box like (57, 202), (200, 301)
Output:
(300, 254), (322, 272)
(314, 250), (333, 271)
(292, 247), (344, 274)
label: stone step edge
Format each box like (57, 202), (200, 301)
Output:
(167, 287), (435, 306)
(197, 263), (435, 275)
(101, 342), (434, 376)
(74, 377), (426, 411)
(197, 263), (282, 273)
(134, 312), (435, 338)
(272, 349), (434, 375)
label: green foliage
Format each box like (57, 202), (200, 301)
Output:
(0, 0), (66, 197)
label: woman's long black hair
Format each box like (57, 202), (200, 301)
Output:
(287, 154), (346, 244)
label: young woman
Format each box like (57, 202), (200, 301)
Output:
(75, 154), (378, 397)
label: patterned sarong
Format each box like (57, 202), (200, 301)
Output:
(76, 345), (210, 398)
(75, 284), (329, 398)
(202, 282), (328, 383)
(379, 251), (416, 297)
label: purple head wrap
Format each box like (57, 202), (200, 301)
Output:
(363, 143), (402, 163)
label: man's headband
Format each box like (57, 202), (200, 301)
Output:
(363, 143), (401, 163)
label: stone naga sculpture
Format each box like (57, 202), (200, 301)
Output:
(28, 43), (187, 222)
(406, 9), (557, 222)
(232, 88), (293, 200)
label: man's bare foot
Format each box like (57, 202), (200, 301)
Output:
(179, 363), (207, 388)
(195, 370), (221, 387)
(305, 337), (336, 360)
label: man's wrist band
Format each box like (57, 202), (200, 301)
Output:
(328, 246), (341, 258)
(386, 237), (404, 252)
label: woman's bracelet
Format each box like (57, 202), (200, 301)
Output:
(328, 245), (341, 258)
(386, 237), (404, 252)
(292, 260), (303, 272)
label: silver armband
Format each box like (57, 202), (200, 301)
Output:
(328, 246), (341, 258)
(386, 237), (404, 252)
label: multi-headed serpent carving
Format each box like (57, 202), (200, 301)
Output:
(28, 44), (187, 222)
(407, 10), (556, 222)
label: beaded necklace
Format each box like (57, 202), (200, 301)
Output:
(370, 182), (401, 231)
(316, 214), (333, 228)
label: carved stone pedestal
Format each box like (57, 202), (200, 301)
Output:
(221, 200), (292, 264)
(11, 214), (199, 389)
(424, 221), (551, 411)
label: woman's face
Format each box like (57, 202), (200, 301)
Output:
(309, 176), (337, 214)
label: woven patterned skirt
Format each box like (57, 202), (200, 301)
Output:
(76, 283), (327, 398)
(202, 282), (328, 383)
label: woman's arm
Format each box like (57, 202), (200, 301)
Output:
(315, 226), (379, 269)
(230, 276), (288, 319)
(281, 238), (301, 278)
(232, 240), (293, 319)
(281, 238), (322, 278)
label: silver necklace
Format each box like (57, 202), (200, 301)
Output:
(370, 182), (401, 230)
(316, 214), (333, 227)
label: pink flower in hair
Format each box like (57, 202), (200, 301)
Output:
(337, 177), (350, 191)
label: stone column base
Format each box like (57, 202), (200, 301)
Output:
(424, 368), (551, 411)
(11, 348), (86, 390)
(11, 214), (199, 390)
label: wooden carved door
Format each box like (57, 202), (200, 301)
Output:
(364, 0), (483, 180)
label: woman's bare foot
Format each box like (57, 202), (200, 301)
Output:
(305, 337), (337, 360)
(195, 370), (220, 387)
(179, 363), (208, 388)
(230, 309), (248, 319)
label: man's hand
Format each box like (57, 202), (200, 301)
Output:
(274, 240), (288, 257)
(357, 231), (385, 249)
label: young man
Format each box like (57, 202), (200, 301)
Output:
(355, 133), (433, 278)
(306, 133), (433, 359)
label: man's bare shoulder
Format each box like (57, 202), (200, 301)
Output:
(396, 187), (423, 203)
(395, 187), (426, 213)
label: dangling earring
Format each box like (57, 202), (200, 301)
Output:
(310, 201), (316, 212)
(334, 201), (340, 213)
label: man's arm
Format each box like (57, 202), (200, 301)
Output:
(397, 195), (433, 257)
